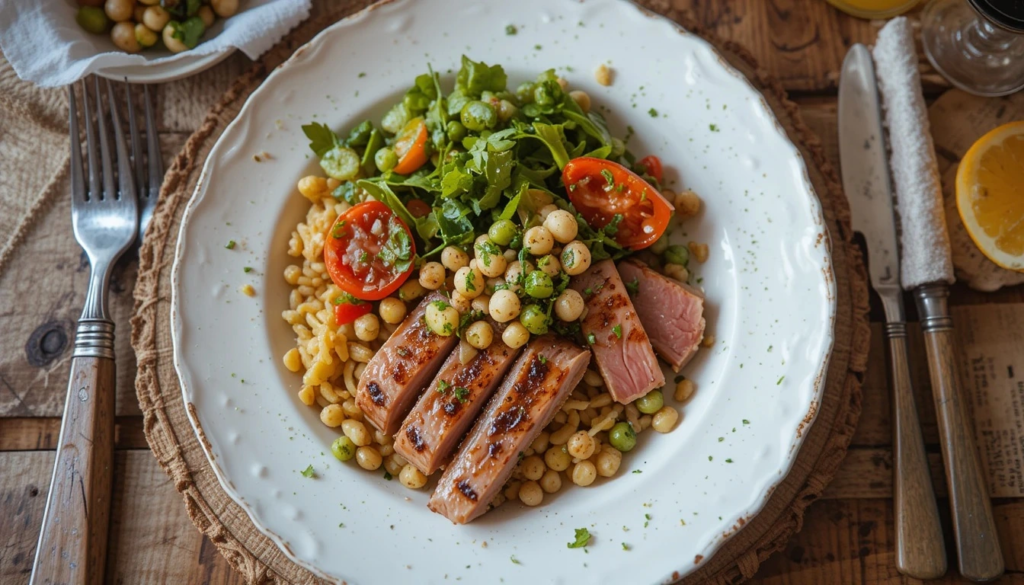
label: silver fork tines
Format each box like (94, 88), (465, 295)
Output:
(123, 82), (163, 239)
(68, 78), (139, 358)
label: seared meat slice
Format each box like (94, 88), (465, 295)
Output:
(617, 259), (705, 372)
(356, 291), (459, 434)
(570, 259), (664, 404)
(395, 318), (522, 475)
(428, 336), (589, 524)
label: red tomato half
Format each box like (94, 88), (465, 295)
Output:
(324, 200), (416, 301)
(407, 198), (432, 218)
(392, 117), (429, 175)
(563, 157), (674, 250)
(636, 155), (663, 183)
(334, 298), (372, 325)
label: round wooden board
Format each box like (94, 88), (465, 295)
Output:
(130, 1), (871, 582)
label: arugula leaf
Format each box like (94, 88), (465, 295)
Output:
(435, 199), (475, 247)
(477, 149), (513, 211)
(498, 184), (525, 221)
(525, 122), (570, 169)
(567, 528), (591, 549)
(302, 122), (341, 158)
(456, 55), (508, 97)
(361, 128), (383, 176)
(343, 120), (375, 147)
(441, 156), (474, 199)
(377, 216), (414, 273)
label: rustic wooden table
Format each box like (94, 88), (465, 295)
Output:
(2, 1), (1022, 583)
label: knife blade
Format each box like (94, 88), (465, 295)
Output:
(838, 44), (948, 581)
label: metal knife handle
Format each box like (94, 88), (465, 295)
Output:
(882, 291), (947, 580)
(916, 284), (1004, 582)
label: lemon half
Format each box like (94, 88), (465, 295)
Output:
(956, 121), (1024, 272)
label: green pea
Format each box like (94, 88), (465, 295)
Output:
(446, 121), (467, 142)
(609, 422), (637, 452)
(488, 219), (517, 246)
(516, 82), (536, 104)
(331, 436), (356, 461)
(460, 100), (497, 132)
(519, 304), (549, 335)
(533, 84), (556, 108)
(664, 245), (690, 267)
(636, 390), (664, 415)
(374, 147), (398, 173)
(650, 233), (670, 255)
(76, 6), (109, 34)
(524, 271), (553, 299)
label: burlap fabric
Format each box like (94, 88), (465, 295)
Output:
(135, 1), (870, 583)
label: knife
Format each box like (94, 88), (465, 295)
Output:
(839, 44), (947, 580)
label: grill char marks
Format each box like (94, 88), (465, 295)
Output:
(394, 315), (521, 475)
(428, 336), (589, 524)
(570, 259), (664, 404)
(356, 291), (459, 435)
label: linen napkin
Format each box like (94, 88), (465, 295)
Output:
(0, 0), (311, 87)
(871, 17), (955, 289)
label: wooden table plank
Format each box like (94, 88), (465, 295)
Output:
(0, 450), (239, 585)
(0, 417), (148, 451)
(748, 499), (1024, 584)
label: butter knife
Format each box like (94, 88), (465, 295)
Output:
(839, 44), (947, 580)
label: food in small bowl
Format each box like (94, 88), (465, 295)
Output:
(281, 56), (709, 523)
(74, 0), (238, 54)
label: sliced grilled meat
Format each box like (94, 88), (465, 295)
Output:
(617, 259), (705, 371)
(395, 318), (522, 475)
(570, 259), (664, 404)
(356, 291), (459, 434)
(428, 336), (589, 524)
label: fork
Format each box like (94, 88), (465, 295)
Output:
(30, 78), (139, 585)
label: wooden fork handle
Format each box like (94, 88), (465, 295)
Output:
(917, 284), (1004, 582)
(887, 320), (948, 580)
(30, 321), (116, 585)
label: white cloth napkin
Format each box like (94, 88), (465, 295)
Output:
(0, 0), (311, 87)
(871, 17), (955, 289)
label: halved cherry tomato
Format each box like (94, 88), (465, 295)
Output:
(636, 155), (663, 183)
(324, 200), (416, 301)
(333, 295), (372, 325)
(392, 117), (429, 175)
(407, 198), (431, 218)
(563, 157), (674, 250)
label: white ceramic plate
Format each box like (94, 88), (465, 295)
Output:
(171, 1), (836, 583)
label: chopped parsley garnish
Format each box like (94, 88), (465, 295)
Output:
(383, 471), (393, 480)
(358, 72), (366, 78)
(359, 251), (369, 263)
(742, 419), (750, 425)
(443, 321), (454, 334)
(454, 386), (470, 403)
(600, 168), (615, 187)
(475, 240), (501, 267)
(709, 123), (719, 132)
(243, 266), (252, 273)
(510, 555), (520, 565)
(612, 324), (622, 339)
(300, 465), (314, 478)
(567, 528), (591, 549)
(622, 542), (630, 551)
(225, 240), (236, 250)
(725, 458), (734, 463)
(376, 216), (413, 272)
(625, 276), (640, 295)
(777, 375), (785, 385)
(648, 107), (659, 118)
(538, 355), (548, 364)
(432, 300), (451, 311)
(331, 220), (347, 239)
(586, 333), (597, 345)
(505, 24), (517, 35)
(632, 469), (642, 474)
(437, 379), (452, 394)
